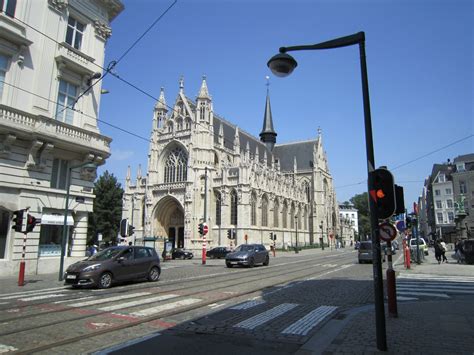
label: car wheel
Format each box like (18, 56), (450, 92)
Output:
(263, 256), (269, 266)
(248, 258), (255, 268)
(98, 272), (113, 289)
(180, 255), (185, 260)
(148, 266), (160, 282)
(226, 262), (233, 268)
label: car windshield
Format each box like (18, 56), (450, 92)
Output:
(88, 248), (123, 261)
(411, 239), (425, 245)
(235, 245), (255, 252)
(359, 242), (372, 250)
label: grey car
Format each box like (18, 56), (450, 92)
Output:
(64, 246), (161, 288)
(225, 244), (269, 268)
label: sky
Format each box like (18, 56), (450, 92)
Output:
(98, 0), (473, 210)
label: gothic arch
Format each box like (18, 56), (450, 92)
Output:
(151, 195), (184, 248)
(158, 141), (189, 183)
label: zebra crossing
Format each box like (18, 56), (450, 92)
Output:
(396, 273), (474, 301)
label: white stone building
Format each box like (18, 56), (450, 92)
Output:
(123, 77), (340, 252)
(0, 0), (123, 276)
(338, 203), (358, 244)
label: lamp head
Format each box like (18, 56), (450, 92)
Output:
(267, 52), (298, 77)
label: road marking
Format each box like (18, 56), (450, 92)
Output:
(0, 286), (69, 298)
(397, 282), (474, 290)
(397, 296), (418, 301)
(54, 296), (94, 304)
(234, 303), (298, 330)
(0, 288), (71, 300)
(397, 286), (474, 294)
(208, 303), (225, 309)
(129, 298), (201, 317)
(229, 299), (265, 310)
(0, 343), (18, 352)
(398, 273), (474, 282)
(18, 293), (67, 302)
(98, 294), (177, 312)
(70, 292), (151, 307)
(282, 305), (338, 336)
(397, 291), (450, 298)
(306, 264), (351, 280)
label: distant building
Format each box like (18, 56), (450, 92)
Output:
(0, 0), (123, 276)
(339, 203), (358, 243)
(418, 154), (474, 243)
(123, 78), (340, 251)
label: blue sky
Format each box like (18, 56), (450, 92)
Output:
(98, 0), (473, 209)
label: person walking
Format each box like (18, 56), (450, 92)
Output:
(434, 239), (443, 264)
(440, 239), (448, 263)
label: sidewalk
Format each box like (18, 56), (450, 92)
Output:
(298, 251), (474, 354)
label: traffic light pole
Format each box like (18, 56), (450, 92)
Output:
(18, 208), (29, 286)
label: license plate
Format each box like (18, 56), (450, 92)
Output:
(66, 274), (77, 280)
(230, 261), (238, 265)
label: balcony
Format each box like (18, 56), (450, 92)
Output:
(55, 42), (96, 77)
(0, 105), (111, 155)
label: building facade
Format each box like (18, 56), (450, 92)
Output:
(338, 203), (358, 245)
(0, 0), (123, 276)
(123, 78), (340, 252)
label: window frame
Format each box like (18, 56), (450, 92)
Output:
(51, 158), (69, 190)
(65, 15), (85, 50)
(56, 79), (78, 124)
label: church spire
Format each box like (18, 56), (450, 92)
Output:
(154, 87), (167, 111)
(197, 75), (210, 100)
(259, 76), (277, 151)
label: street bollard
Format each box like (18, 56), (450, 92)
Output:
(405, 245), (411, 269)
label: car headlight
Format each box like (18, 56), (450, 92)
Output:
(83, 264), (101, 272)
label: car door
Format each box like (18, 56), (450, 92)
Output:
(114, 247), (136, 281)
(255, 245), (265, 263)
(134, 247), (152, 278)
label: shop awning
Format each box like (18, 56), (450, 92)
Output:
(41, 214), (74, 226)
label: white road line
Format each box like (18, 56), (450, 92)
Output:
(397, 286), (474, 294)
(0, 343), (18, 352)
(396, 296), (418, 301)
(128, 298), (201, 317)
(98, 294), (177, 312)
(18, 293), (67, 302)
(282, 306), (338, 336)
(398, 274), (474, 282)
(0, 288), (71, 300)
(0, 286), (68, 298)
(229, 299), (265, 310)
(70, 292), (151, 307)
(54, 296), (94, 304)
(234, 303), (298, 330)
(397, 282), (474, 290)
(397, 291), (450, 298)
(306, 264), (352, 281)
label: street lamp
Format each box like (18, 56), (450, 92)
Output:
(267, 31), (387, 351)
(294, 215), (299, 254)
(319, 221), (324, 250)
(58, 162), (97, 281)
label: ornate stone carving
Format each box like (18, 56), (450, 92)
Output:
(48, 0), (68, 12)
(94, 20), (112, 40)
(0, 134), (16, 158)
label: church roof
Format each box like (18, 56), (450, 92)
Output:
(273, 140), (316, 172)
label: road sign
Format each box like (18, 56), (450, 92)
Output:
(379, 222), (397, 242)
(202, 224), (208, 236)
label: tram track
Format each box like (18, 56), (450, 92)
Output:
(3, 256), (355, 354)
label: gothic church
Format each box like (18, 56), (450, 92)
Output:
(122, 77), (340, 251)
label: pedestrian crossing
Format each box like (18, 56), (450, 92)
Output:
(395, 273), (474, 301)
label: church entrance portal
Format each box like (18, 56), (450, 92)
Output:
(153, 196), (184, 249)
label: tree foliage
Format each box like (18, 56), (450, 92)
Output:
(88, 171), (123, 244)
(350, 192), (371, 240)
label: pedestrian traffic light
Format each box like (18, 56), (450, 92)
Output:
(406, 215), (412, 228)
(12, 209), (26, 233)
(120, 218), (129, 237)
(370, 168), (396, 220)
(198, 223), (204, 235)
(227, 229), (231, 239)
(26, 214), (39, 233)
(273, 233), (277, 241)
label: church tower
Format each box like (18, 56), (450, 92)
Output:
(259, 77), (277, 151)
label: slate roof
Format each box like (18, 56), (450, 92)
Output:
(273, 140), (316, 172)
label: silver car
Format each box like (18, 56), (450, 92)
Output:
(225, 244), (269, 268)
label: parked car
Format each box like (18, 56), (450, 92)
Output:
(206, 247), (231, 259)
(225, 244), (269, 268)
(64, 246), (161, 289)
(409, 237), (429, 255)
(358, 241), (374, 264)
(171, 248), (194, 260)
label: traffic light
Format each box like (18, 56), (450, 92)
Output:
(120, 218), (129, 237)
(394, 185), (405, 215)
(406, 215), (412, 229)
(12, 209), (26, 233)
(371, 168), (396, 220)
(227, 229), (231, 239)
(128, 224), (135, 236)
(198, 223), (204, 236)
(269, 232), (273, 240)
(273, 234), (277, 241)
(26, 214), (39, 233)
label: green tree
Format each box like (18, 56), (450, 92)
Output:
(88, 171), (123, 245)
(350, 192), (371, 240)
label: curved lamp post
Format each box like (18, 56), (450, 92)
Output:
(267, 31), (386, 351)
(58, 162), (97, 281)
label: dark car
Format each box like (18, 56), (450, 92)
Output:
(171, 248), (194, 260)
(206, 247), (231, 259)
(225, 244), (269, 268)
(64, 246), (161, 289)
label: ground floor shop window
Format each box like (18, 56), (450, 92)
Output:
(0, 210), (9, 258)
(38, 224), (73, 257)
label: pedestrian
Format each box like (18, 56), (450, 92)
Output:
(455, 239), (465, 264)
(440, 239), (448, 263)
(434, 239), (442, 264)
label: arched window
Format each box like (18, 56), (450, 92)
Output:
(163, 148), (187, 183)
(215, 192), (221, 226)
(304, 181), (311, 202)
(230, 190), (238, 225)
(282, 201), (288, 228)
(290, 203), (295, 228)
(261, 195), (268, 227)
(250, 192), (257, 226)
(304, 206), (308, 230)
(200, 102), (206, 121)
(185, 118), (191, 130)
(323, 179), (328, 202)
(176, 118), (183, 131)
(273, 199), (279, 228)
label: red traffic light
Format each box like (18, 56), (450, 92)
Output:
(371, 168), (396, 220)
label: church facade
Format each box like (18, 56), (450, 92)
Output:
(122, 77), (340, 251)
